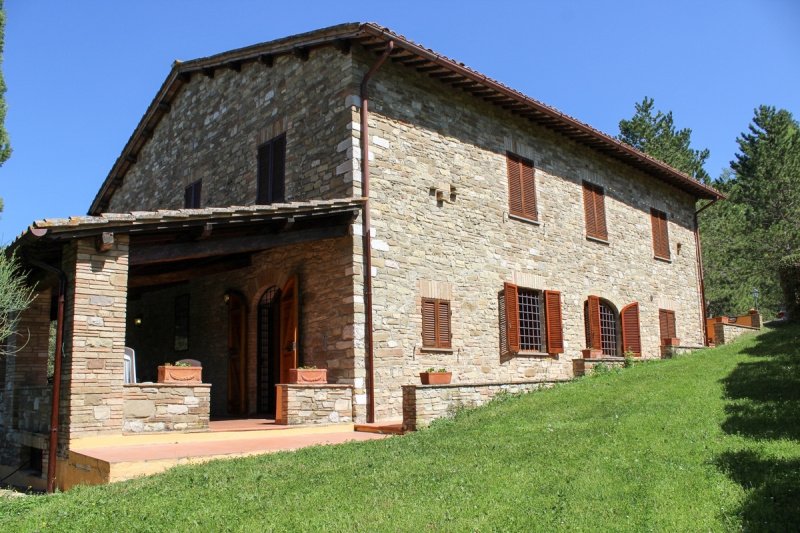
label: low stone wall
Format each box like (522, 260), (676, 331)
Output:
(572, 357), (628, 376)
(402, 380), (564, 431)
(122, 383), (211, 432)
(713, 322), (759, 346)
(10, 386), (51, 434)
(275, 384), (353, 425)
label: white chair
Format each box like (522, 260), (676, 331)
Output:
(124, 347), (137, 384)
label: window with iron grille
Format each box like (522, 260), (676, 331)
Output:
(421, 298), (451, 349)
(257, 133), (286, 204)
(518, 289), (544, 351)
(184, 180), (202, 208)
(599, 301), (618, 355)
(585, 297), (619, 356)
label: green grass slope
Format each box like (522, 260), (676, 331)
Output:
(2, 324), (798, 532)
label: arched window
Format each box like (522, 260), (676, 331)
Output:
(584, 297), (620, 356)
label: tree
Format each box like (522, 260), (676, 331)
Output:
(0, 252), (34, 351)
(0, 0), (10, 168)
(618, 97), (711, 183)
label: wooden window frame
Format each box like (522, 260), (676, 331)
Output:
(582, 181), (608, 242)
(184, 180), (202, 209)
(504, 283), (563, 356)
(650, 208), (671, 261)
(256, 133), (286, 205)
(421, 297), (452, 350)
(506, 152), (538, 223)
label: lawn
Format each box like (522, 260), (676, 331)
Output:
(2, 324), (798, 531)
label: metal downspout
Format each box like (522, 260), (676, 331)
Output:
(29, 259), (67, 493)
(694, 199), (718, 346)
(360, 40), (394, 423)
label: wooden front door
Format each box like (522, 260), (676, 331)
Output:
(226, 291), (247, 414)
(279, 276), (299, 384)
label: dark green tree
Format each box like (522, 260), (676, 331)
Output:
(618, 97), (711, 183)
(0, 0), (9, 170)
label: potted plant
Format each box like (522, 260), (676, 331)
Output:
(419, 368), (452, 385)
(661, 337), (680, 346)
(157, 361), (202, 383)
(288, 365), (328, 384)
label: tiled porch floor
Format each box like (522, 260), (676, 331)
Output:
(63, 423), (389, 489)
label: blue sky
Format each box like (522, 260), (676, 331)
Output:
(1, 0), (797, 242)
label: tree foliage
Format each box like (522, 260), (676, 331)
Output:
(0, 252), (34, 352)
(0, 0), (10, 167)
(618, 97), (710, 183)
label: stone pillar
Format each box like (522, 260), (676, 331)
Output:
(62, 235), (129, 438)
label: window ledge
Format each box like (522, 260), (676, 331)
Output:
(585, 235), (610, 245)
(514, 350), (552, 358)
(508, 214), (541, 226)
(418, 347), (454, 354)
(653, 255), (672, 263)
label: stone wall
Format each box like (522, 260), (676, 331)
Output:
(572, 358), (628, 377)
(275, 384), (353, 425)
(713, 322), (759, 346)
(349, 46), (706, 419)
(107, 46), (356, 212)
(123, 383), (210, 432)
(62, 236), (130, 439)
(402, 380), (562, 431)
(126, 234), (358, 418)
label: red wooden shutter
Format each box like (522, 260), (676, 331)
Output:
(504, 282), (520, 353)
(620, 302), (642, 356)
(544, 290), (564, 354)
(659, 309), (676, 343)
(587, 295), (602, 350)
(437, 300), (451, 349)
(507, 155), (523, 217)
(593, 187), (608, 240)
(651, 209), (670, 259)
(582, 182), (597, 237)
(421, 298), (436, 348)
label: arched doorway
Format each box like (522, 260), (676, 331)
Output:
(257, 286), (281, 417)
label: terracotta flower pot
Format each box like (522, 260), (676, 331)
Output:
(158, 365), (202, 383)
(419, 372), (452, 385)
(288, 368), (328, 384)
(662, 337), (681, 346)
(581, 349), (602, 359)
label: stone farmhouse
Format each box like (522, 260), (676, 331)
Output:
(1, 23), (722, 490)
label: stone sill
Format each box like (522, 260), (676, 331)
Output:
(417, 346), (454, 354)
(653, 255), (672, 263)
(508, 214), (541, 226)
(278, 384), (353, 389)
(514, 350), (552, 358)
(124, 383), (211, 388)
(585, 235), (610, 245)
(406, 378), (570, 389)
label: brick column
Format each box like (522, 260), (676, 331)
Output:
(62, 235), (129, 438)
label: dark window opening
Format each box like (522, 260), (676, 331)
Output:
(257, 134), (286, 204)
(184, 180), (202, 208)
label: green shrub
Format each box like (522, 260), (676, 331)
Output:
(777, 253), (800, 321)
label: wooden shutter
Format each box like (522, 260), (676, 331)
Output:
(659, 309), (676, 343)
(504, 282), (520, 353)
(620, 302), (642, 356)
(421, 298), (437, 348)
(256, 141), (271, 204)
(587, 295), (602, 350)
(437, 300), (451, 349)
(279, 276), (298, 383)
(583, 182), (608, 240)
(651, 208), (670, 259)
(544, 290), (564, 354)
(184, 180), (201, 208)
(507, 153), (537, 220)
(272, 134), (286, 203)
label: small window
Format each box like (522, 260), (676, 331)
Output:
(504, 283), (563, 355)
(184, 180), (202, 208)
(582, 181), (608, 241)
(421, 298), (451, 349)
(257, 133), (286, 204)
(651, 208), (670, 260)
(659, 309), (677, 344)
(506, 153), (538, 221)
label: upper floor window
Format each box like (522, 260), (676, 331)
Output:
(506, 153), (538, 222)
(504, 283), (563, 355)
(582, 181), (608, 241)
(184, 180), (202, 208)
(421, 297), (451, 349)
(650, 208), (671, 260)
(257, 133), (286, 204)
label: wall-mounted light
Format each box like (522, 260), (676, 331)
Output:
(133, 316), (143, 327)
(223, 293), (231, 304)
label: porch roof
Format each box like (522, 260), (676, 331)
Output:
(9, 198), (364, 267)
